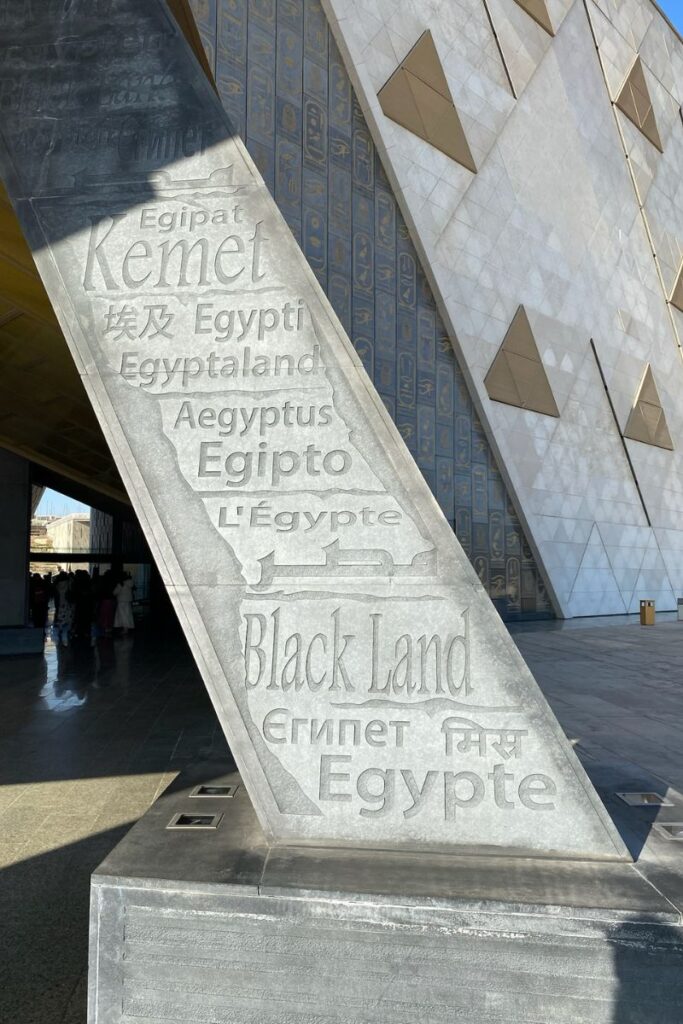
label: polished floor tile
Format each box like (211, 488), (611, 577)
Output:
(0, 626), (230, 1024)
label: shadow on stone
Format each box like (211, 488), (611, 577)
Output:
(1, 1), (235, 250)
(611, 916), (683, 1023)
(580, 758), (676, 863)
(0, 825), (132, 1024)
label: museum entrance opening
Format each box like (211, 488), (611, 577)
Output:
(0, 455), (178, 648)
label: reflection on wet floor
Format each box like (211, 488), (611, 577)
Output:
(40, 637), (116, 711)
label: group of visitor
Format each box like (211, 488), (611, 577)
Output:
(28, 568), (135, 646)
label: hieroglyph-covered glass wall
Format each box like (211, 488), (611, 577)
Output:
(188, 0), (553, 620)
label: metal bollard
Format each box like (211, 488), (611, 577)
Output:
(678, 599), (683, 622)
(640, 599), (655, 626)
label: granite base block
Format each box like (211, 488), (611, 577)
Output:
(0, 627), (45, 656)
(89, 765), (683, 1024)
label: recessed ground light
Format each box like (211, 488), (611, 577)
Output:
(189, 784), (238, 799)
(654, 823), (683, 841)
(166, 812), (223, 830)
(617, 792), (673, 807)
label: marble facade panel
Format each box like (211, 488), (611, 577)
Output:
(483, 0), (574, 96)
(324, 0), (683, 615)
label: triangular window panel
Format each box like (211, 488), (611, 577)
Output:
(513, 0), (554, 35)
(670, 261), (683, 313)
(402, 31), (451, 97)
(624, 365), (673, 450)
(378, 31), (477, 173)
(485, 306), (560, 417)
(615, 57), (663, 152)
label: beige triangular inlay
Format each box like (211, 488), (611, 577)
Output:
(377, 68), (427, 141)
(378, 31), (477, 173)
(513, 0), (554, 36)
(484, 306), (560, 417)
(485, 351), (524, 408)
(615, 57), (663, 152)
(670, 262), (683, 313)
(402, 30), (451, 98)
(624, 365), (673, 450)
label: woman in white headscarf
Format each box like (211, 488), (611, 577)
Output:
(113, 573), (135, 634)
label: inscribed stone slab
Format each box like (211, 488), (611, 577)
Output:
(0, 0), (626, 858)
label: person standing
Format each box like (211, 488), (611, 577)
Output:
(29, 573), (49, 633)
(113, 573), (135, 635)
(53, 572), (74, 647)
(71, 570), (94, 639)
(96, 569), (116, 636)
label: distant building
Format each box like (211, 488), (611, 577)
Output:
(29, 515), (56, 576)
(45, 512), (90, 573)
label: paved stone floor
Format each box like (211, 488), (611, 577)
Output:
(511, 614), (683, 795)
(0, 626), (231, 1024)
(1, 616), (682, 1023)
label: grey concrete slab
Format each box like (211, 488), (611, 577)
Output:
(0, 0), (625, 859)
(94, 763), (673, 917)
(89, 883), (683, 1024)
(89, 764), (683, 1024)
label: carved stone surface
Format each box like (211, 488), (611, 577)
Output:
(0, 0), (626, 857)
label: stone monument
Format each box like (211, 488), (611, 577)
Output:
(0, 0), (623, 861)
(5, 3), (673, 1022)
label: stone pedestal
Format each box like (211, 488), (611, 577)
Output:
(89, 764), (683, 1024)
